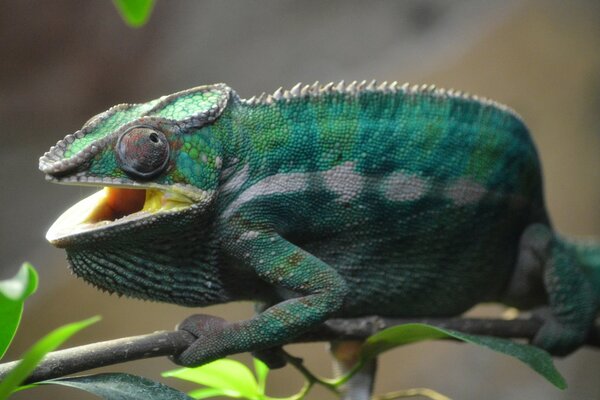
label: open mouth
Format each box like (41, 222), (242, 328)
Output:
(46, 186), (194, 244)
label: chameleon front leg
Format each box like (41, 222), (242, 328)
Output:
(174, 229), (349, 367)
(251, 301), (287, 369)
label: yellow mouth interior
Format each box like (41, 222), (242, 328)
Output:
(46, 187), (193, 242)
(87, 187), (190, 223)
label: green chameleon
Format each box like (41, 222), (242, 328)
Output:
(39, 81), (600, 368)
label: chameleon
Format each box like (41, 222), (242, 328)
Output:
(39, 80), (600, 367)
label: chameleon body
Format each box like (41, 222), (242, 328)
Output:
(40, 81), (600, 366)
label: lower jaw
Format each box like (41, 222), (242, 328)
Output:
(46, 186), (193, 244)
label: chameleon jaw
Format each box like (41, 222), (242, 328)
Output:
(46, 186), (196, 245)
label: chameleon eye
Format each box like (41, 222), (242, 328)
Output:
(116, 126), (170, 180)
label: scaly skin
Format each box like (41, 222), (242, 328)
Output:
(39, 81), (600, 367)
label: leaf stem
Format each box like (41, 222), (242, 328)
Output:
(281, 351), (339, 397)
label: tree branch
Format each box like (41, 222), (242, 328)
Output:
(0, 316), (598, 385)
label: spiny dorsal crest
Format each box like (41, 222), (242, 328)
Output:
(242, 80), (519, 120)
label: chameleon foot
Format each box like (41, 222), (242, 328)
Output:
(172, 314), (232, 367)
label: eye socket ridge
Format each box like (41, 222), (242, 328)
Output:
(116, 125), (170, 180)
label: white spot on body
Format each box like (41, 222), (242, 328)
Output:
(382, 171), (429, 201)
(239, 230), (260, 240)
(444, 178), (487, 205)
(322, 161), (364, 202)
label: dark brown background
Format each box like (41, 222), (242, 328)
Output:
(1, 1), (599, 399)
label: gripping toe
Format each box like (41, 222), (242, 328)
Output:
(171, 314), (231, 367)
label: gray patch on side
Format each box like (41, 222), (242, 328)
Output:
(382, 171), (429, 201)
(322, 161), (364, 202)
(444, 178), (487, 205)
(222, 172), (308, 218)
(221, 163), (250, 195)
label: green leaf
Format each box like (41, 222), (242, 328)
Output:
(188, 387), (229, 399)
(0, 263), (38, 359)
(42, 373), (193, 400)
(253, 358), (269, 395)
(163, 359), (260, 399)
(112, 0), (155, 27)
(360, 323), (567, 390)
(0, 263), (38, 301)
(0, 316), (100, 399)
(0, 302), (22, 362)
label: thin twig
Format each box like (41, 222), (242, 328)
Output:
(373, 388), (452, 400)
(0, 316), (597, 385)
(0, 331), (195, 385)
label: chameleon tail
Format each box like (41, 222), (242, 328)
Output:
(533, 230), (600, 355)
(562, 235), (600, 302)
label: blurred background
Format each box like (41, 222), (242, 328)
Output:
(1, 1), (599, 399)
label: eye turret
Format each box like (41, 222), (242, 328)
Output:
(116, 126), (170, 180)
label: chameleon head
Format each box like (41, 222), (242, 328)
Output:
(39, 84), (234, 305)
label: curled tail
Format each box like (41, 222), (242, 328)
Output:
(535, 231), (600, 355)
(511, 224), (600, 355)
(561, 236), (600, 303)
